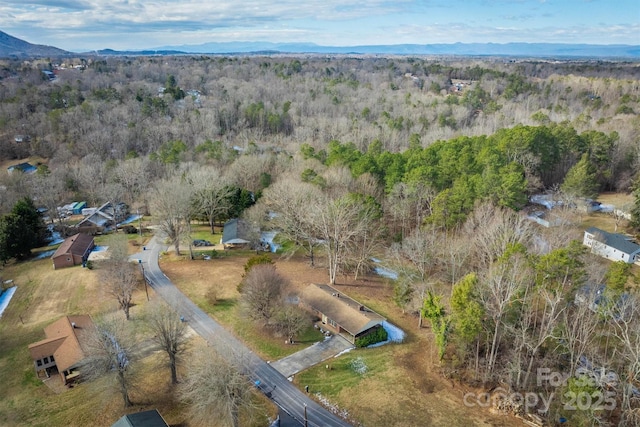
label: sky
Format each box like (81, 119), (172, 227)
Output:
(1, 0), (639, 52)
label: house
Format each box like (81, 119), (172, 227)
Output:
(583, 227), (640, 263)
(7, 162), (37, 175)
(111, 409), (169, 427)
(300, 284), (386, 345)
(221, 218), (253, 248)
(51, 233), (95, 269)
(75, 201), (128, 231)
(28, 315), (95, 385)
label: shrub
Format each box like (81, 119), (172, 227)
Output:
(243, 254), (273, 275)
(206, 287), (218, 306)
(354, 325), (388, 348)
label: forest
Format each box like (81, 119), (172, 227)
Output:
(1, 54), (640, 426)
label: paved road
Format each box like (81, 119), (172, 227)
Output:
(133, 237), (351, 427)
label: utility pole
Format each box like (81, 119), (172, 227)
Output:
(304, 403), (308, 427)
(137, 209), (143, 238)
(138, 259), (149, 301)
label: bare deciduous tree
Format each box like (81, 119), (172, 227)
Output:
(99, 234), (139, 320)
(260, 176), (323, 265)
(314, 194), (380, 285)
(149, 176), (194, 255)
(186, 165), (234, 234)
(464, 201), (534, 271)
(81, 317), (138, 407)
(238, 264), (289, 325)
(179, 346), (256, 427)
(274, 304), (309, 344)
(146, 303), (189, 384)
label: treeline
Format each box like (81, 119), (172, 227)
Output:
(0, 55), (638, 169)
(301, 123), (623, 230)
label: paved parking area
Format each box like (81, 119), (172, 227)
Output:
(270, 334), (354, 378)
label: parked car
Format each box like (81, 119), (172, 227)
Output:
(192, 239), (213, 247)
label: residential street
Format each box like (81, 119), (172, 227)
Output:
(132, 237), (352, 427)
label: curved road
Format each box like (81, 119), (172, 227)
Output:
(135, 237), (351, 427)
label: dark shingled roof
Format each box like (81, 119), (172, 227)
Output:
(301, 284), (385, 337)
(51, 233), (94, 259)
(111, 409), (169, 427)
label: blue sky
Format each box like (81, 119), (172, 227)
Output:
(2, 0), (638, 51)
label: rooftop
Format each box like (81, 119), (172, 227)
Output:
(52, 233), (94, 258)
(301, 284), (385, 337)
(586, 227), (640, 255)
(28, 315), (95, 372)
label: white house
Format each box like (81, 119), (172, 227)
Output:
(583, 227), (640, 264)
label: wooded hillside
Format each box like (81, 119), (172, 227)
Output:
(1, 55), (640, 426)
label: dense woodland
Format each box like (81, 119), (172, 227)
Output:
(1, 55), (640, 426)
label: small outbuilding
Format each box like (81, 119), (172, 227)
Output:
(300, 284), (386, 345)
(71, 201), (87, 215)
(28, 315), (95, 385)
(51, 233), (95, 269)
(583, 227), (640, 264)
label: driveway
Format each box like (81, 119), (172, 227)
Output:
(271, 335), (353, 378)
(131, 237), (352, 427)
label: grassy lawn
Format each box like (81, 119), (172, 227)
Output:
(0, 253), (275, 427)
(161, 253), (325, 360)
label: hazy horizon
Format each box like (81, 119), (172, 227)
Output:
(2, 0), (639, 52)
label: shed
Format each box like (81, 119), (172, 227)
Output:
(28, 315), (95, 384)
(51, 233), (95, 269)
(583, 227), (640, 264)
(72, 201), (86, 215)
(300, 284), (386, 344)
(111, 409), (169, 427)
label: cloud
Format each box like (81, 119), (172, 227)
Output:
(0, 0), (636, 50)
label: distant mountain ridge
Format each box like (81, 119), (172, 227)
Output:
(0, 29), (638, 58)
(150, 41), (640, 58)
(0, 30), (70, 57)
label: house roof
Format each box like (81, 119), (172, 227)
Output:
(76, 201), (115, 228)
(301, 284), (385, 337)
(111, 409), (169, 427)
(221, 218), (252, 244)
(28, 315), (95, 371)
(585, 227), (640, 255)
(52, 233), (94, 259)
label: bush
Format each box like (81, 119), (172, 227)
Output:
(243, 254), (273, 275)
(206, 287), (218, 306)
(354, 325), (388, 348)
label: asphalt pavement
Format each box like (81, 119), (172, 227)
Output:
(132, 237), (352, 427)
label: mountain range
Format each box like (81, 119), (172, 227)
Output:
(0, 30), (70, 57)
(149, 41), (640, 58)
(0, 30), (638, 59)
